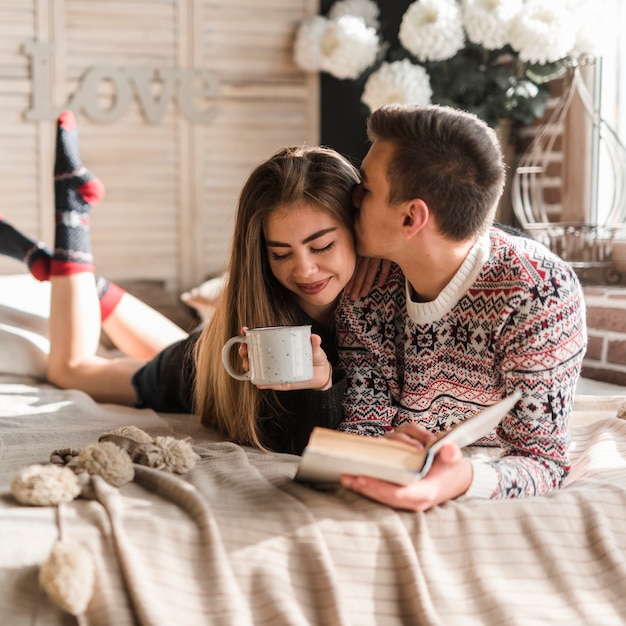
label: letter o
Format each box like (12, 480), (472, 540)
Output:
(72, 66), (132, 123)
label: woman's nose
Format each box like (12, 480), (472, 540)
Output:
(293, 254), (317, 277)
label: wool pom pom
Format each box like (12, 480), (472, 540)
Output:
(104, 425), (154, 444)
(11, 464), (81, 506)
(50, 448), (81, 466)
(39, 540), (95, 615)
(136, 436), (198, 474)
(99, 425), (154, 459)
(74, 441), (134, 487)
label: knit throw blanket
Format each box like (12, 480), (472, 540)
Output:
(1, 376), (626, 625)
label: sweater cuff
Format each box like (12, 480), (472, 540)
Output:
(460, 460), (498, 499)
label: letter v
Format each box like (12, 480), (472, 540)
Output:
(127, 67), (180, 123)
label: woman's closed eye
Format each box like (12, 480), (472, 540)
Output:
(270, 250), (290, 261)
(270, 241), (335, 261)
(312, 241), (335, 254)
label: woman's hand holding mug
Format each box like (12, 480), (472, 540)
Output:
(222, 325), (333, 391)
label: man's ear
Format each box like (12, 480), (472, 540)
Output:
(400, 199), (428, 239)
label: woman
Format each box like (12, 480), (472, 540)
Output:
(194, 145), (362, 453)
(0, 111), (379, 454)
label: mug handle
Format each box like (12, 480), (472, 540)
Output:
(221, 336), (251, 381)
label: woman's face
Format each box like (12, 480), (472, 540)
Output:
(263, 201), (357, 323)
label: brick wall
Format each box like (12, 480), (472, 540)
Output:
(582, 287), (626, 386)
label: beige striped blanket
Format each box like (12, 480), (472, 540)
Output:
(1, 375), (626, 626)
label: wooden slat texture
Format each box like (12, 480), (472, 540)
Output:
(0, 0), (319, 293)
(0, 4), (39, 277)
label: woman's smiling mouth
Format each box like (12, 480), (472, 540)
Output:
(296, 278), (331, 295)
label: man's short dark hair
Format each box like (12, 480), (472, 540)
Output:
(367, 104), (506, 241)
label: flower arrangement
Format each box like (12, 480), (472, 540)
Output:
(293, 0), (605, 128)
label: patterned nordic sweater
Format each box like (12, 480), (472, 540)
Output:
(335, 228), (587, 499)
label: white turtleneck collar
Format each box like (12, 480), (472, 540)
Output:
(405, 230), (491, 325)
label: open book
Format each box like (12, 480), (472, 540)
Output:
(294, 391), (522, 485)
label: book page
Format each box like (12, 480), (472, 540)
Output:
(307, 427), (426, 469)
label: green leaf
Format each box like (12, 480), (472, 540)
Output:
(383, 39), (570, 127)
(525, 62), (569, 84)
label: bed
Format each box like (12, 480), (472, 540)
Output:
(2, 276), (626, 626)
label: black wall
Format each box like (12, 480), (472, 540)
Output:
(319, 1), (410, 165)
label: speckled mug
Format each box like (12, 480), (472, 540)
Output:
(221, 325), (313, 385)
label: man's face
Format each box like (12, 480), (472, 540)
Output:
(352, 140), (397, 260)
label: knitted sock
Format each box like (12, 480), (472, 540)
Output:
(0, 215), (51, 281)
(96, 275), (126, 322)
(51, 110), (105, 277)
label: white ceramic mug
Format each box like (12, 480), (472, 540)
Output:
(221, 325), (314, 385)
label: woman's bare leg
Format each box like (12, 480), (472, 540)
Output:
(0, 215), (187, 360)
(102, 291), (188, 360)
(45, 111), (146, 404)
(48, 273), (144, 404)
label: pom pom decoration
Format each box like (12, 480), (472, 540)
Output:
(99, 426), (199, 473)
(106, 424), (154, 443)
(98, 425), (154, 459)
(39, 540), (95, 616)
(11, 464), (81, 506)
(136, 436), (199, 474)
(74, 441), (135, 487)
(11, 424), (197, 616)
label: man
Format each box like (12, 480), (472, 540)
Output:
(336, 104), (587, 510)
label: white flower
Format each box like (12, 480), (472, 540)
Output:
(509, 1), (576, 64)
(329, 0), (380, 29)
(398, 0), (465, 62)
(462, 0), (523, 51)
(294, 16), (329, 72)
(293, 14), (378, 80)
(293, 0), (603, 128)
(319, 15), (379, 80)
(563, 0), (606, 58)
(361, 59), (433, 112)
